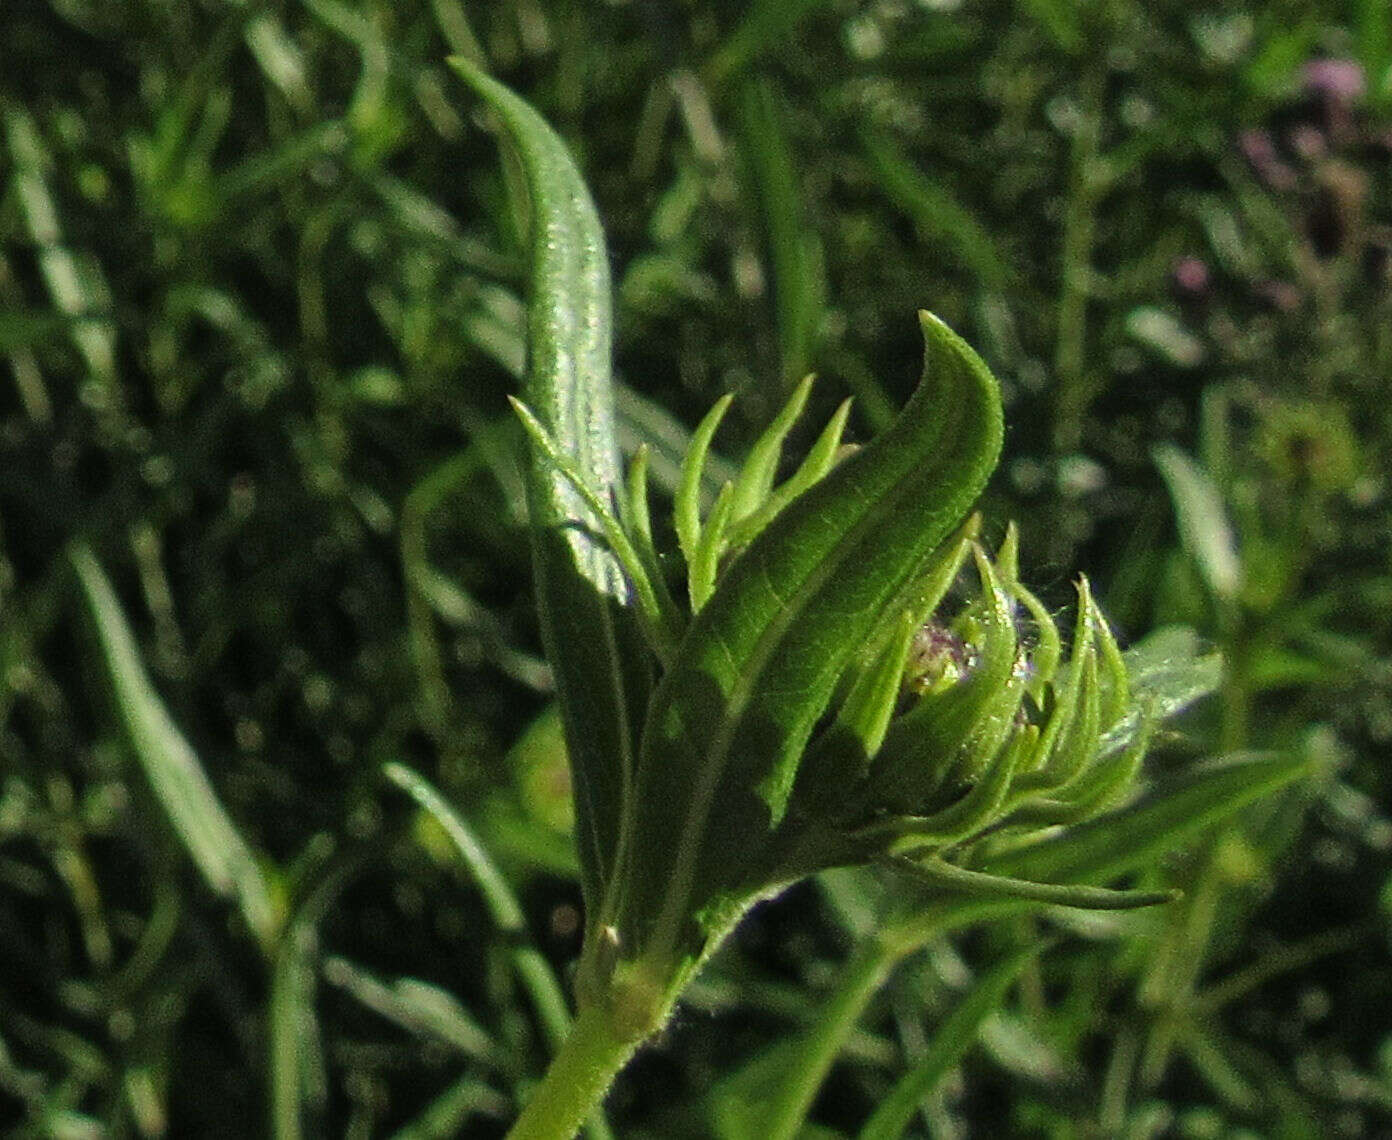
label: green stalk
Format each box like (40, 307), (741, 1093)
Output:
(1051, 65), (1105, 455)
(761, 898), (1015, 1140)
(763, 937), (898, 1140)
(505, 1006), (644, 1140)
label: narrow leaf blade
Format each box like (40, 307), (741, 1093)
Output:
(1154, 444), (1242, 602)
(70, 543), (277, 948)
(857, 943), (1042, 1140)
(452, 62), (653, 916)
(982, 751), (1313, 886)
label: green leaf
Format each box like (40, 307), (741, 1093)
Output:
(722, 397), (853, 556)
(1017, 0), (1083, 51)
(387, 1079), (511, 1140)
(451, 61), (653, 923)
(855, 516), (978, 679)
(69, 543), (277, 949)
(620, 444), (683, 637)
(509, 396), (679, 654)
(729, 376), (814, 525)
(880, 728), (1031, 853)
(1099, 625), (1222, 758)
(889, 857), (1178, 911)
(1356, 0), (1392, 110)
(981, 751), (1313, 886)
(269, 918), (326, 1140)
(835, 611), (917, 765)
(1154, 444), (1242, 602)
(383, 763), (575, 1057)
(869, 549), (1024, 814)
(734, 77), (825, 386)
(690, 481), (736, 612)
(856, 943), (1043, 1140)
(616, 382), (741, 504)
(607, 311), (1003, 972)
(861, 128), (1009, 292)
(998, 718), (1154, 828)
(324, 956), (497, 1061)
(0, 308), (71, 352)
(705, 0), (834, 88)
(676, 393), (735, 570)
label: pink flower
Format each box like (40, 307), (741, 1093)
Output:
(1172, 256), (1210, 295)
(1303, 59), (1365, 104)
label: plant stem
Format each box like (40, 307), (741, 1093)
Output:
(764, 937), (898, 1140)
(1051, 64), (1105, 456)
(505, 1005), (642, 1140)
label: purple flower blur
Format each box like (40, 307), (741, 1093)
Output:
(1303, 58), (1365, 104)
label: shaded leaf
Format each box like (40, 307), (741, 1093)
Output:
(856, 943), (1044, 1140)
(69, 543), (277, 948)
(982, 751), (1313, 886)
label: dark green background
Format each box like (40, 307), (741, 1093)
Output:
(2, 1), (1390, 1136)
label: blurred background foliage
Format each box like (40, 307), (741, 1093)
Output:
(2, 0), (1391, 1136)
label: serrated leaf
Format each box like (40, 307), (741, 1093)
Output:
(452, 61), (653, 922)
(606, 312), (1003, 972)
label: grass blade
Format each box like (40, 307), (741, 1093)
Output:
(857, 943), (1043, 1140)
(69, 543), (276, 949)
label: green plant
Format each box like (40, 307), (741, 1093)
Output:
(450, 64), (1306, 1140)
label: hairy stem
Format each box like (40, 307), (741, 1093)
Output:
(505, 1005), (643, 1140)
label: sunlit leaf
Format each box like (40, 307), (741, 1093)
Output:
(605, 312), (1003, 974)
(1154, 444), (1242, 602)
(452, 61), (654, 921)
